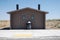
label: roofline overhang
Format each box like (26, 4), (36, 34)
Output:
(7, 7), (48, 14)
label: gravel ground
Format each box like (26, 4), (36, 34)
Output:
(0, 36), (60, 40)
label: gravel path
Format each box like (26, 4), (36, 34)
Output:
(0, 36), (60, 40)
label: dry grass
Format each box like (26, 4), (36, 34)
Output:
(46, 19), (60, 29)
(0, 20), (10, 29)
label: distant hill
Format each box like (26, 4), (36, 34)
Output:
(0, 19), (60, 29)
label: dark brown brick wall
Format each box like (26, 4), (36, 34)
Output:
(10, 9), (46, 29)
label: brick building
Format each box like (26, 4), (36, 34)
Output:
(7, 4), (48, 29)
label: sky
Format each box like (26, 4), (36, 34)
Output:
(0, 0), (60, 20)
